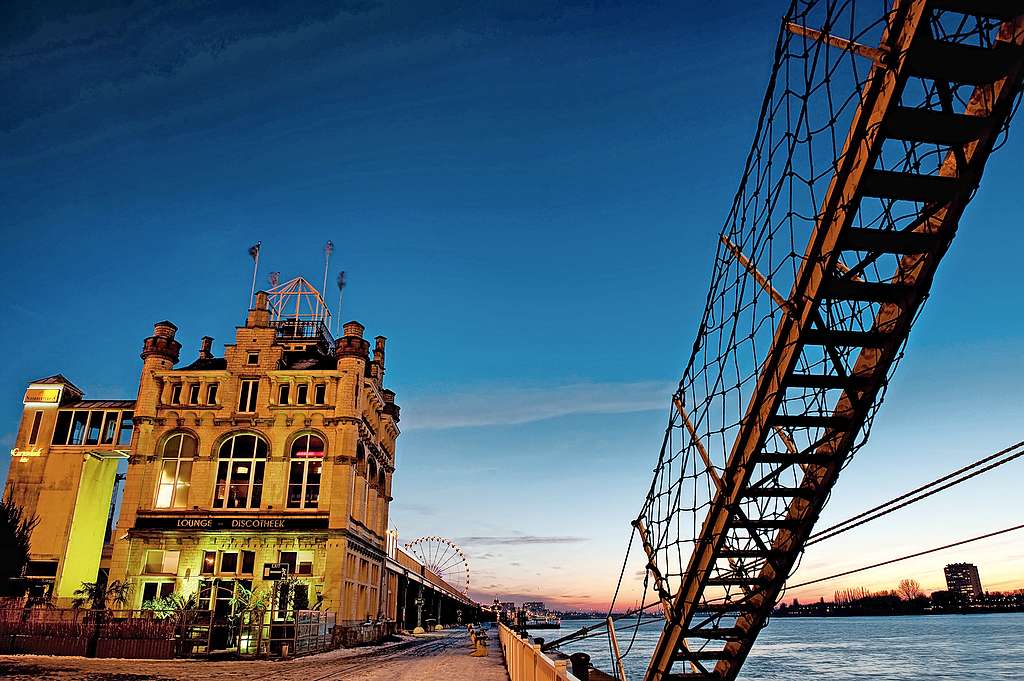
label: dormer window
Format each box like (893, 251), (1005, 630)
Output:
(247, 352), (260, 365)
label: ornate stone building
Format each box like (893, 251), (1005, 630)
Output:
(109, 281), (400, 622)
(4, 277), (400, 627)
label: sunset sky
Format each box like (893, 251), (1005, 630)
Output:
(2, 1), (1022, 611)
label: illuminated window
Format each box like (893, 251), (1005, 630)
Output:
(206, 383), (218, 405)
(278, 383), (290, 405)
(296, 384), (308, 405)
(170, 384), (182, 404)
(141, 582), (175, 605)
(201, 551), (216, 575)
(213, 433), (268, 509)
(279, 550), (314, 576)
(188, 384), (200, 405)
(143, 550), (180, 575)
(155, 432), (196, 509)
(28, 411), (43, 446)
(313, 383), (326, 405)
(238, 380), (259, 413)
(287, 434), (325, 509)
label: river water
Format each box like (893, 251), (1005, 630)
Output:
(525, 613), (1024, 680)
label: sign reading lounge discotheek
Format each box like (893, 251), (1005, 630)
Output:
(134, 515), (329, 530)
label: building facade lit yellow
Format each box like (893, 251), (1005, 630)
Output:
(110, 283), (400, 623)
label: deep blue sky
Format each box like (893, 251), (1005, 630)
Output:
(2, 1), (1023, 607)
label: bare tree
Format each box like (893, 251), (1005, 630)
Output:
(896, 579), (923, 601)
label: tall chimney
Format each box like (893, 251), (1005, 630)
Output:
(199, 336), (214, 360)
(373, 336), (387, 368)
(247, 291), (270, 328)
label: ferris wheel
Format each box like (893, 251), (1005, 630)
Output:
(404, 536), (470, 595)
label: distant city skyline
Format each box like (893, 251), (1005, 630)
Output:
(3, 1), (1023, 611)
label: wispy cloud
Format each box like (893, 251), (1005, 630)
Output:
(457, 535), (589, 546)
(402, 380), (672, 430)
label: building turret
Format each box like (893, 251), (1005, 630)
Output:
(140, 321), (181, 366)
(335, 321), (370, 364)
(382, 388), (400, 423)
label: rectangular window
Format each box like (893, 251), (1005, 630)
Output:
(213, 460), (265, 509)
(143, 550), (180, 575)
(85, 411), (103, 445)
(69, 410), (88, 445)
(170, 384), (182, 404)
(118, 411), (134, 446)
(288, 459), (322, 509)
(206, 384), (219, 405)
(100, 411), (118, 445)
(241, 550), (255, 575)
(52, 411), (73, 445)
(247, 352), (259, 365)
(142, 582), (175, 605)
(156, 459), (192, 509)
(278, 383), (290, 405)
(201, 551), (216, 575)
(238, 380), (259, 413)
(28, 411), (43, 445)
(313, 384), (326, 405)
(296, 384), (308, 405)
(188, 384), (200, 405)
(220, 552), (238, 574)
(280, 550), (314, 576)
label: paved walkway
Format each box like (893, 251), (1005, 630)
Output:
(0, 629), (509, 681)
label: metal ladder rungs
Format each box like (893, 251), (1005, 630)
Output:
(706, 577), (769, 586)
(882, 106), (991, 145)
(906, 37), (1020, 86)
(756, 452), (839, 466)
(744, 487), (816, 499)
(820, 278), (914, 304)
(802, 328), (889, 348)
(683, 627), (744, 640)
(838, 227), (943, 254)
(860, 169), (961, 203)
(769, 414), (853, 429)
(929, 0), (1024, 23)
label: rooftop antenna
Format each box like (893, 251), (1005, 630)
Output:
(247, 241), (261, 308)
(335, 271), (346, 335)
(321, 240), (334, 321)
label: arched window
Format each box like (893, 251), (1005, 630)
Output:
(287, 433), (325, 509)
(156, 432), (197, 509)
(213, 433), (268, 509)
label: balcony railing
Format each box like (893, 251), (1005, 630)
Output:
(270, 319), (334, 345)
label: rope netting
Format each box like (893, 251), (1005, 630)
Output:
(628, 0), (1019, 645)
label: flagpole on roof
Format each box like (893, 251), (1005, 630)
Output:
(322, 240), (334, 324)
(335, 271), (346, 336)
(248, 241), (262, 309)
